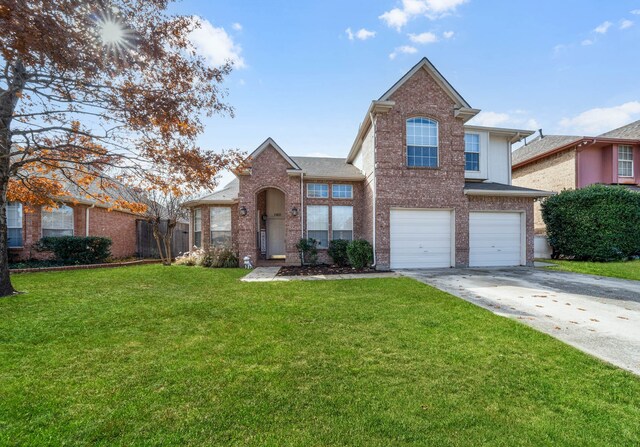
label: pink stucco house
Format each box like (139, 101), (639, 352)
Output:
(185, 58), (551, 270)
(512, 121), (640, 234)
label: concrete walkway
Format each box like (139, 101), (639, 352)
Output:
(241, 267), (401, 282)
(402, 268), (640, 375)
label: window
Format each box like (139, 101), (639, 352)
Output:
(210, 207), (232, 247)
(332, 206), (353, 241)
(407, 117), (438, 167)
(42, 205), (73, 237)
(332, 184), (353, 199)
(307, 205), (329, 248)
(7, 202), (23, 248)
(193, 208), (202, 248)
(464, 133), (480, 171)
(619, 145), (634, 178)
(307, 183), (329, 198)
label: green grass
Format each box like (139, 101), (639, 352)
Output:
(1, 266), (639, 446)
(546, 259), (640, 281)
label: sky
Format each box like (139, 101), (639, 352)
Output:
(170, 0), (640, 185)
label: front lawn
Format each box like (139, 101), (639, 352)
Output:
(1, 266), (639, 446)
(546, 259), (640, 281)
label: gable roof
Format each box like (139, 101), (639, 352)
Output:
(291, 156), (364, 180)
(183, 178), (240, 206)
(599, 120), (640, 139)
(379, 57), (473, 110)
(246, 138), (301, 171)
(512, 135), (582, 167)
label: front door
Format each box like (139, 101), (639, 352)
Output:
(267, 217), (286, 259)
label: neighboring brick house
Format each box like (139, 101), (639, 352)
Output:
(185, 58), (551, 269)
(7, 182), (141, 261)
(512, 121), (640, 234)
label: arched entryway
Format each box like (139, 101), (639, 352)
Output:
(256, 188), (286, 260)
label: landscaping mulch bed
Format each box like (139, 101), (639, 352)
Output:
(277, 265), (384, 277)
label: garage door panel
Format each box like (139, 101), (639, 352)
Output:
(469, 212), (522, 267)
(390, 209), (452, 269)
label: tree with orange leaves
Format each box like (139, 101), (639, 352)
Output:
(0, 1), (244, 296)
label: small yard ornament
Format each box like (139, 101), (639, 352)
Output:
(243, 256), (253, 269)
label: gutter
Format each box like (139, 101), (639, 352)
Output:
(370, 111), (377, 268)
(464, 189), (555, 198)
(85, 204), (95, 236)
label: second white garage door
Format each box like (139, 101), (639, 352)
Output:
(469, 212), (523, 267)
(390, 209), (453, 269)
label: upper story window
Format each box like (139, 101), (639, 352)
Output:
(406, 117), (438, 168)
(332, 184), (353, 199)
(193, 208), (202, 248)
(210, 207), (232, 248)
(7, 202), (23, 248)
(464, 133), (480, 171)
(307, 183), (329, 198)
(42, 205), (74, 237)
(619, 145), (634, 178)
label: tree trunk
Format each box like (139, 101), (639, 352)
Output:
(151, 222), (167, 265)
(0, 59), (27, 296)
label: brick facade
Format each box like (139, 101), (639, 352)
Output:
(512, 148), (576, 233)
(373, 67), (470, 269)
(9, 204), (139, 261)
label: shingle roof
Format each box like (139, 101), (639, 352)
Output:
(187, 178), (240, 205)
(599, 120), (640, 139)
(512, 135), (582, 167)
(464, 182), (553, 197)
(291, 157), (364, 180)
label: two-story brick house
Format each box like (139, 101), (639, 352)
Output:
(185, 58), (551, 269)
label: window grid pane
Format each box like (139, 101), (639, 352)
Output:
(42, 205), (73, 235)
(8, 228), (22, 248)
(332, 184), (353, 199)
(619, 146), (634, 177)
(7, 203), (22, 229)
(194, 209), (202, 232)
(307, 205), (329, 248)
(407, 118), (438, 167)
(210, 207), (232, 248)
(307, 183), (329, 198)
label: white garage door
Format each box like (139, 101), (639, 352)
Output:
(390, 209), (453, 269)
(469, 212), (523, 267)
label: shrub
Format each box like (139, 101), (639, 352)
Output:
(328, 239), (350, 267)
(36, 236), (112, 265)
(347, 239), (373, 269)
(542, 185), (640, 261)
(296, 238), (318, 266)
(175, 247), (239, 268)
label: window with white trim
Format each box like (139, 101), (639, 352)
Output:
(464, 133), (480, 171)
(332, 184), (353, 199)
(407, 117), (438, 167)
(210, 207), (232, 248)
(42, 205), (74, 237)
(307, 205), (328, 248)
(619, 145), (634, 178)
(307, 183), (329, 198)
(7, 202), (23, 248)
(193, 208), (202, 248)
(332, 206), (353, 241)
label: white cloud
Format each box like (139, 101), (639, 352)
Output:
(594, 21), (612, 34)
(408, 31), (438, 44)
(379, 8), (409, 31)
(189, 18), (246, 69)
(232, 22), (243, 31)
(469, 112), (511, 127)
(620, 19), (634, 30)
(581, 39), (594, 46)
(559, 102), (640, 134)
(632, 10), (640, 15)
(443, 30), (455, 39)
(380, 0), (469, 30)
(346, 27), (376, 41)
(389, 45), (418, 60)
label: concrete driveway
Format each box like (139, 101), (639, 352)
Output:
(401, 268), (640, 375)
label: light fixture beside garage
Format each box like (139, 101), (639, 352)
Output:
(291, 207), (298, 217)
(239, 206), (248, 216)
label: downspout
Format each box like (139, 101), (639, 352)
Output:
(370, 112), (377, 268)
(85, 204), (95, 236)
(300, 172), (304, 239)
